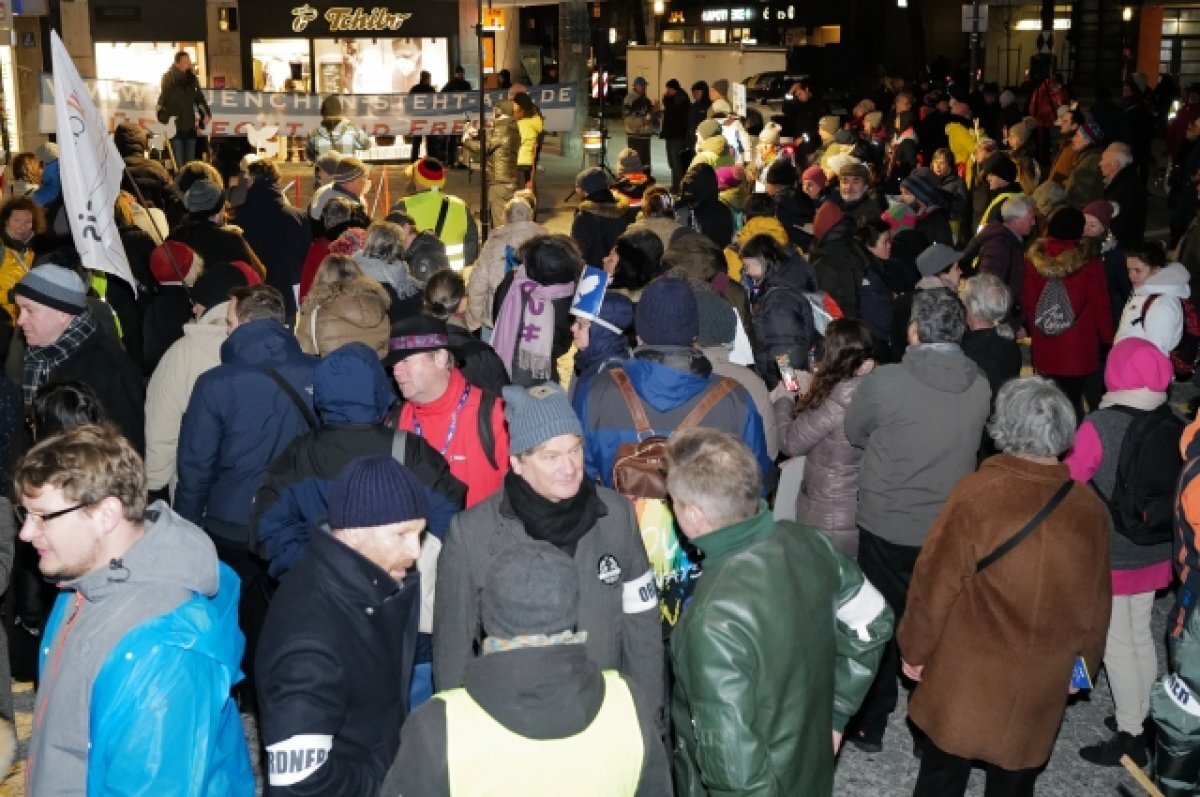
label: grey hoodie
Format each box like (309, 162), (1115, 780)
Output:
(28, 503), (220, 795)
(845, 343), (991, 547)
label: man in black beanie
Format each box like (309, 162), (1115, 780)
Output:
(389, 540), (670, 796)
(257, 455), (427, 796)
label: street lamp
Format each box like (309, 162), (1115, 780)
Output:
(653, 0), (665, 14)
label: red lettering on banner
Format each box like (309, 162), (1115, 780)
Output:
(286, 122), (304, 136)
(451, 120), (467, 134)
(210, 121), (228, 136)
(372, 123), (389, 136)
(409, 120), (426, 134)
(429, 121), (447, 135)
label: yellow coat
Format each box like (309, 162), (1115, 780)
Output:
(724, 215), (790, 282)
(517, 115), (543, 168)
(0, 242), (35, 322)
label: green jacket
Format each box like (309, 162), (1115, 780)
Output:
(1065, 144), (1104, 209)
(670, 510), (894, 796)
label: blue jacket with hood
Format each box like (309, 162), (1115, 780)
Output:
(577, 347), (772, 488)
(253, 342), (465, 579)
(176, 318), (319, 543)
(33, 504), (254, 796)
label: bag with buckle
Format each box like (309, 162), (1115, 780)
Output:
(610, 368), (737, 499)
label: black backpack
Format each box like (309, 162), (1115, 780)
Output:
(1093, 404), (1186, 545)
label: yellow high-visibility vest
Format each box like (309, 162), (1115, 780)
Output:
(440, 669), (644, 797)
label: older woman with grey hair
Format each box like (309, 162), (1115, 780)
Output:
(353, 220), (423, 322)
(465, 193), (548, 336)
(897, 376), (1111, 797)
(962, 273), (1022, 405)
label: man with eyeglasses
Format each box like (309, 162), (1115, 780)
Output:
(16, 423), (254, 795)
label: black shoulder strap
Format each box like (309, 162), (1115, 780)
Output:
(265, 368), (318, 431)
(434, 196), (451, 238)
(976, 480), (1074, 574)
(391, 429), (408, 467)
(477, 390), (499, 470)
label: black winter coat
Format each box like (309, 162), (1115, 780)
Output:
(773, 187), (815, 248)
(660, 91), (691, 141)
(685, 84), (711, 141)
(142, 285), (194, 376)
(169, 218), (263, 275)
(810, 218), (868, 321)
(1103, 164), (1148, 249)
(50, 324), (146, 453)
(257, 529), (420, 797)
(235, 180), (312, 318)
(679, 166), (734, 248)
(751, 255), (819, 387)
(570, 193), (631, 266)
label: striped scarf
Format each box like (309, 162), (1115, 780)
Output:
(22, 309), (96, 405)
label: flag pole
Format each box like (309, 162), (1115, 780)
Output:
(120, 161), (192, 302)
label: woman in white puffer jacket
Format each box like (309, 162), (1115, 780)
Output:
(1115, 243), (1189, 360)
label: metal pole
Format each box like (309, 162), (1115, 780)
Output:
(477, 1), (490, 241)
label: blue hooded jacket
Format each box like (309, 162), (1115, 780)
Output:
(175, 318), (319, 542)
(254, 343), (465, 578)
(36, 506), (254, 796)
(576, 349), (772, 490)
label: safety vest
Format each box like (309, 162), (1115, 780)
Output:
(402, 189), (470, 271)
(89, 271), (123, 339)
(440, 669), (643, 797)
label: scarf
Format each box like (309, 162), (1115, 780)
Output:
(491, 266), (575, 382)
(503, 471), (606, 557)
(23, 309), (96, 405)
(482, 630), (589, 655)
(1099, 388), (1166, 411)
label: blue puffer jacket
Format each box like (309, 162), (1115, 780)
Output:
(176, 319), (319, 543)
(576, 347), (771, 491)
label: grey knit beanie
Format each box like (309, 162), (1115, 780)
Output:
(184, 179), (224, 215)
(12, 264), (87, 314)
(502, 382), (583, 456)
(483, 541), (579, 639)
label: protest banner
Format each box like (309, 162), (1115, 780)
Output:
(48, 32), (136, 292)
(40, 76), (578, 139)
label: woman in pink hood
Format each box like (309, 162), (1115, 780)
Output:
(1065, 337), (1175, 768)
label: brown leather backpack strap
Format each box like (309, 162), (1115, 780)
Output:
(610, 368), (653, 437)
(678, 377), (738, 431)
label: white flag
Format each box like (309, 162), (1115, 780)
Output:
(49, 31), (136, 293)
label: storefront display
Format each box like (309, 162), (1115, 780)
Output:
(251, 39), (311, 92)
(240, 1), (459, 92)
(95, 41), (207, 84)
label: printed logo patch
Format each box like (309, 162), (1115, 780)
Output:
(597, 554), (621, 585)
(265, 734), (334, 787)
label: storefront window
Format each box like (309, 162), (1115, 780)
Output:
(312, 37), (448, 95)
(95, 42), (207, 84)
(252, 39), (312, 92)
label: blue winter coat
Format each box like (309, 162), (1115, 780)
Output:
(41, 561), (254, 796)
(253, 343), (465, 578)
(176, 319), (319, 542)
(576, 349), (771, 493)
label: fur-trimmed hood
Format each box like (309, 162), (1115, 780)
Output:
(299, 275), (392, 319)
(1027, 237), (1099, 280)
(578, 194), (630, 219)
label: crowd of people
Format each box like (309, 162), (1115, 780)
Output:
(0, 49), (1199, 797)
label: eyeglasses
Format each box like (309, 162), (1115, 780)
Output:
(14, 502), (92, 527)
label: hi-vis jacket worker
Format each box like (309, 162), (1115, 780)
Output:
(388, 157), (479, 271)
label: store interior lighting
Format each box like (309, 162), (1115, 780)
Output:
(1122, 7), (1133, 22)
(653, 0), (665, 15)
(1013, 18), (1071, 30)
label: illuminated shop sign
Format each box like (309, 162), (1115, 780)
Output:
(689, 5), (795, 24)
(700, 7), (756, 23)
(291, 4), (414, 34)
